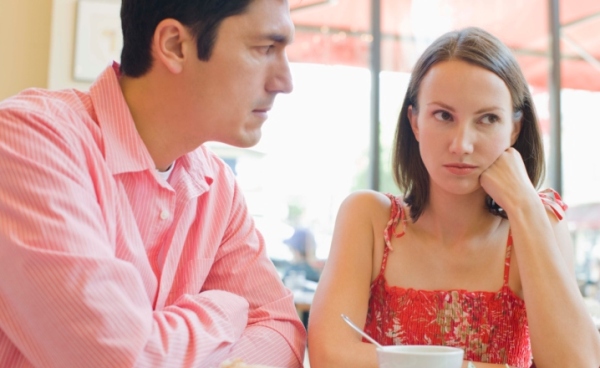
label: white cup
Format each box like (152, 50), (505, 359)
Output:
(376, 345), (464, 368)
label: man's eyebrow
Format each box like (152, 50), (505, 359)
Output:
(259, 32), (294, 44)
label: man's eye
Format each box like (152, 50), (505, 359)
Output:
(259, 45), (274, 53)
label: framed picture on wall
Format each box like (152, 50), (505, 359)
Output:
(73, 0), (121, 82)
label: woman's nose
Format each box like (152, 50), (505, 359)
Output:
(449, 123), (474, 155)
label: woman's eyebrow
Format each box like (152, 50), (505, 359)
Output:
(474, 106), (506, 114)
(427, 102), (456, 112)
(427, 102), (506, 114)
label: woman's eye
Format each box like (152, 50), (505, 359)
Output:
(433, 111), (452, 121)
(481, 114), (500, 124)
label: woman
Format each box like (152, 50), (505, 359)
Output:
(307, 27), (600, 368)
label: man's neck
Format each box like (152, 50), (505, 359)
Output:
(118, 74), (190, 171)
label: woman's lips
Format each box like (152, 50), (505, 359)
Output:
(444, 164), (477, 175)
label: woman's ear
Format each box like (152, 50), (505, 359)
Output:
(151, 19), (193, 74)
(511, 112), (523, 145)
(408, 105), (420, 142)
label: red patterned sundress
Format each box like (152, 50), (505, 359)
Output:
(363, 189), (567, 368)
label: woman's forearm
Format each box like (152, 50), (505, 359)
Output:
(506, 197), (600, 367)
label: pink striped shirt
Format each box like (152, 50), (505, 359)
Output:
(0, 64), (306, 367)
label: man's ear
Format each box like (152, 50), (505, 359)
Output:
(152, 19), (193, 74)
(408, 105), (419, 142)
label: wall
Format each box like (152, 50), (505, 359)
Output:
(0, 0), (107, 100)
(48, 0), (94, 91)
(0, 0), (53, 100)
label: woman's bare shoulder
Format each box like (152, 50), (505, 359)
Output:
(342, 189), (394, 209)
(337, 190), (397, 229)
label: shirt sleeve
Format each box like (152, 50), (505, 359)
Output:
(200, 179), (307, 368)
(0, 101), (304, 367)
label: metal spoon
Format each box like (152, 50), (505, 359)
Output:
(340, 314), (383, 348)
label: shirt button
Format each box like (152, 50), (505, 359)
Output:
(160, 209), (170, 220)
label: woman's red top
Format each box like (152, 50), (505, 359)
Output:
(363, 190), (566, 368)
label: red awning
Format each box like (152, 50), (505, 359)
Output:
(289, 0), (600, 91)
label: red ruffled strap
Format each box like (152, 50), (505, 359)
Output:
(539, 188), (568, 220)
(384, 194), (406, 251)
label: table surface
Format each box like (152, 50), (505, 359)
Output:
(293, 288), (314, 312)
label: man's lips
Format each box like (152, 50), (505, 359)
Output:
(252, 107), (271, 120)
(253, 103), (273, 113)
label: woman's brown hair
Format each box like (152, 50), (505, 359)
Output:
(392, 27), (545, 220)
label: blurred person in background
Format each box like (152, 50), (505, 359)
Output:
(282, 204), (322, 331)
(283, 204), (322, 283)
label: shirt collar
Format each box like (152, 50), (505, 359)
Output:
(89, 62), (156, 175)
(174, 145), (215, 194)
(89, 62), (216, 195)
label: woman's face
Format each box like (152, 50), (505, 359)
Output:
(408, 59), (521, 197)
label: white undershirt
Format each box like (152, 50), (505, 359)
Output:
(156, 163), (174, 181)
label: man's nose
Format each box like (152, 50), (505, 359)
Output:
(267, 53), (293, 94)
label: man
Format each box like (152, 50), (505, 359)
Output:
(0, 0), (305, 367)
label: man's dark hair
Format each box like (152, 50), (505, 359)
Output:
(120, 0), (254, 77)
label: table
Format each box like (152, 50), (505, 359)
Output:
(293, 289), (314, 328)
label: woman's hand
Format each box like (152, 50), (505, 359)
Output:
(479, 147), (537, 213)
